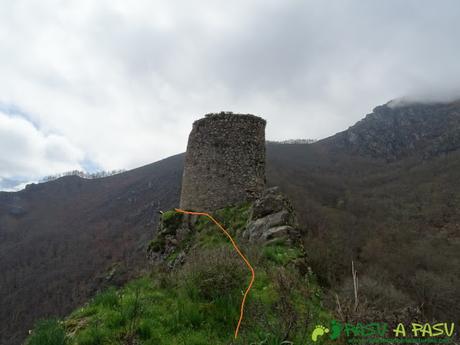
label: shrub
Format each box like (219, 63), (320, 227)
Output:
(331, 274), (417, 325)
(411, 270), (460, 322)
(178, 246), (247, 301)
(92, 287), (119, 308)
(213, 203), (251, 234)
(136, 319), (155, 340)
(303, 231), (352, 288)
(262, 244), (302, 266)
(161, 210), (183, 234)
(27, 319), (67, 345)
(243, 267), (315, 344)
(104, 309), (125, 329)
(74, 326), (108, 345)
(341, 275), (412, 311)
(147, 237), (165, 252)
(174, 297), (206, 330)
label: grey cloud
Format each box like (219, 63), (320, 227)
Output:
(0, 111), (84, 183)
(0, 0), (459, 190)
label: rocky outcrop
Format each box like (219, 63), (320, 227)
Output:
(324, 100), (460, 161)
(243, 187), (300, 245)
(147, 211), (191, 267)
(149, 187), (302, 267)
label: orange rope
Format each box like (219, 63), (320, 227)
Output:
(174, 208), (255, 339)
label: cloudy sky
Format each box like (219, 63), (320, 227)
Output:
(1, 0), (460, 190)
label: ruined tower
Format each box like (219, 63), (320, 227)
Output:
(179, 112), (266, 212)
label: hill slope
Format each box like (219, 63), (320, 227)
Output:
(2, 100), (460, 344)
(26, 199), (331, 345)
(266, 101), (460, 324)
(0, 154), (184, 345)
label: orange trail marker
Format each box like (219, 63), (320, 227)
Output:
(174, 208), (255, 339)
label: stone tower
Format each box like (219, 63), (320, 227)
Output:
(179, 112), (266, 212)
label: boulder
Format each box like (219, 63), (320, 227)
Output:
(244, 187), (299, 244)
(261, 225), (294, 241)
(251, 186), (289, 218)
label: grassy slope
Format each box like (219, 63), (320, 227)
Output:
(26, 205), (335, 345)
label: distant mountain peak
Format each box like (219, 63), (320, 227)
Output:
(386, 96), (460, 109)
(326, 100), (460, 161)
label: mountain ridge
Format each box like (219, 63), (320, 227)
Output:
(321, 100), (460, 160)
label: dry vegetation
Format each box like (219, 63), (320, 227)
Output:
(267, 142), (460, 325)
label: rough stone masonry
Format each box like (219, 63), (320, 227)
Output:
(179, 112), (266, 212)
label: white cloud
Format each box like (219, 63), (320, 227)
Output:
(0, 180), (38, 192)
(0, 112), (84, 183)
(0, 0), (459, 189)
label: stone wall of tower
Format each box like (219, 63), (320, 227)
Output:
(179, 112), (266, 212)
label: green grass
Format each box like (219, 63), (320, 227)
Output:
(41, 258), (331, 344)
(29, 261), (330, 344)
(213, 202), (251, 234)
(161, 209), (182, 225)
(26, 319), (67, 345)
(262, 243), (303, 265)
(28, 204), (334, 344)
(194, 203), (251, 248)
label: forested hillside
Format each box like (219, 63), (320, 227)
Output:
(0, 155), (184, 345)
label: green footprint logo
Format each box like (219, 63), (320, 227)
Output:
(311, 325), (329, 342)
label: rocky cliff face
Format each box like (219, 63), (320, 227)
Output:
(326, 100), (460, 160)
(243, 187), (300, 245)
